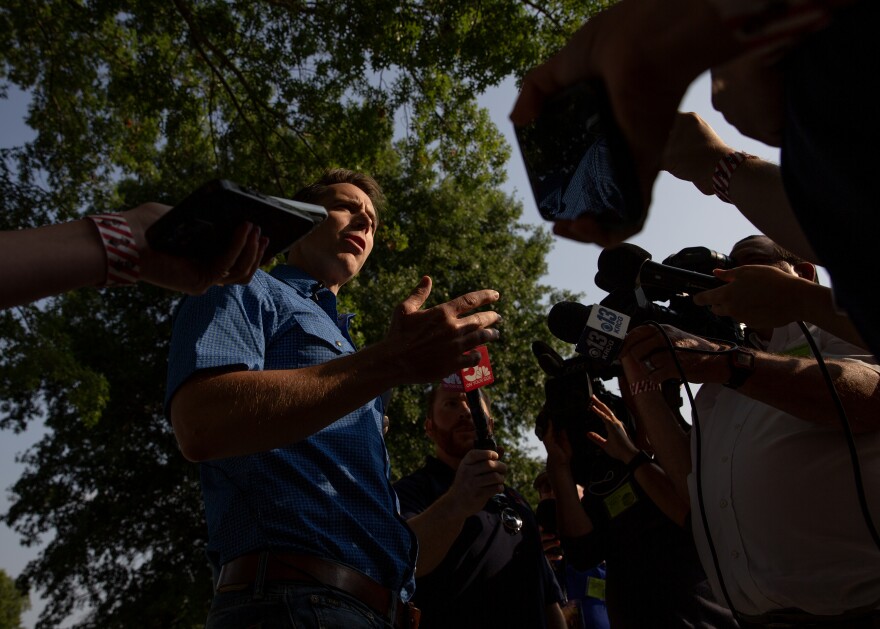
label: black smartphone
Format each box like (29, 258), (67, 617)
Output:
(514, 80), (644, 232)
(146, 179), (327, 264)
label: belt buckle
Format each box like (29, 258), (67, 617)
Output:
(389, 596), (420, 629)
(406, 602), (421, 629)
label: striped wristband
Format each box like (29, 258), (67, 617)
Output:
(712, 151), (755, 204)
(87, 214), (140, 286)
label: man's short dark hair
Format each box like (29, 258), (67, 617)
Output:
(734, 234), (806, 267)
(293, 168), (385, 214)
(733, 234), (819, 283)
(424, 384), (490, 418)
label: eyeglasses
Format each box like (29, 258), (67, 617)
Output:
(488, 493), (523, 535)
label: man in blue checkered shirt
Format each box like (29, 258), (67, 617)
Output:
(165, 168), (502, 629)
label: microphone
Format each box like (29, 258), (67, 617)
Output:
(596, 243), (724, 295)
(441, 345), (497, 451)
(465, 389), (497, 451)
(547, 300), (630, 367)
(547, 301), (592, 344)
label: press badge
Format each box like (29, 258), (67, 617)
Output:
(586, 576), (607, 600)
(604, 480), (639, 518)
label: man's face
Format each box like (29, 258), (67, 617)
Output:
(288, 182), (377, 289)
(426, 388), (493, 460)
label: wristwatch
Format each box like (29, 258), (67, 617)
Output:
(723, 346), (756, 389)
(625, 451), (651, 475)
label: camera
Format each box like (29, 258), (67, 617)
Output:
(599, 288), (744, 346)
(535, 245), (739, 488)
(532, 341), (635, 489)
(598, 245), (744, 346)
(662, 246), (733, 277)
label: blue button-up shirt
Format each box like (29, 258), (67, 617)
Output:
(165, 264), (416, 600)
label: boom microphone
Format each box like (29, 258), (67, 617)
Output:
(596, 243), (724, 295)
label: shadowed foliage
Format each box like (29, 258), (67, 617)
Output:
(0, 1), (609, 625)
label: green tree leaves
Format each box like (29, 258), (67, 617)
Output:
(0, 569), (30, 629)
(0, 0), (599, 625)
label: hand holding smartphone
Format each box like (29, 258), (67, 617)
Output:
(514, 80), (645, 236)
(146, 179), (327, 265)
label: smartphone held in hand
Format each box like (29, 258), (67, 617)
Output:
(146, 179), (327, 264)
(514, 80), (644, 234)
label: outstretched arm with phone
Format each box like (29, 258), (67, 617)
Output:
(0, 202), (267, 309)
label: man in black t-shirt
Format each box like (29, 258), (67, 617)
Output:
(394, 385), (566, 629)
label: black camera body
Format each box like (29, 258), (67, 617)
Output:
(601, 245), (744, 346)
(662, 246), (733, 276)
(532, 342), (634, 489)
(600, 288), (744, 346)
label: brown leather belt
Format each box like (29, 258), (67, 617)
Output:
(216, 552), (420, 629)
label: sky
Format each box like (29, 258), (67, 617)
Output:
(0, 70), (808, 627)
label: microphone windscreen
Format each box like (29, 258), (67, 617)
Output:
(597, 243), (651, 290)
(594, 269), (617, 294)
(547, 301), (592, 344)
(531, 340), (565, 375)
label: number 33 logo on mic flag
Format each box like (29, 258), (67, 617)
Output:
(576, 305), (630, 365)
(441, 345), (495, 392)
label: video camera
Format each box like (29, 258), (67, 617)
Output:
(532, 340), (635, 489)
(595, 244), (745, 347)
(535, 244), (739, 486)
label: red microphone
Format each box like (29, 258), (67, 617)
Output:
(441, 345), (497, 451)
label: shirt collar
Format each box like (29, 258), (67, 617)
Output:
(270, 263), (357, 334)
(270, 264), (324, 299)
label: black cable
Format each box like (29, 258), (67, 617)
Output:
(642, 321), (744, 624)
(640, 319), (880, 626)
(795, 321), (880, 551)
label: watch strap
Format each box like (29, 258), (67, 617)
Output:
(724, 346), (756, 389)
(625, 451), (651, 475)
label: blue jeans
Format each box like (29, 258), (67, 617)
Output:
(206, 582), (395, 629)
